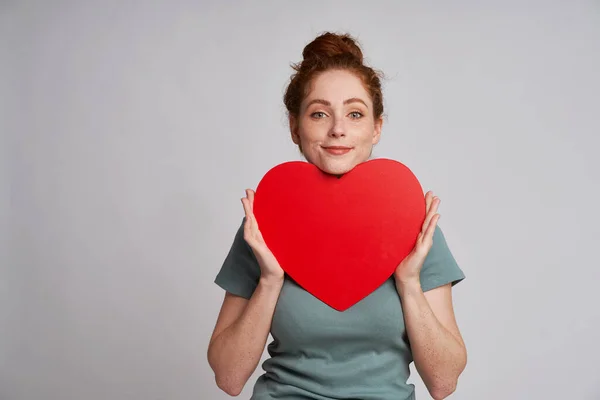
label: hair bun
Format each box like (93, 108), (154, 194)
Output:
(284, 31), (384, 127)
(301, 32), (364, 65)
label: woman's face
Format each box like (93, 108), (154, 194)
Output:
(290, 69), (383, 176)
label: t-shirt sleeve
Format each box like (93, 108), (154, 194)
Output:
(419, 225), (465, 292)
(214, 218), (261, 299)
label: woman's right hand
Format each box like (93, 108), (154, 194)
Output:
(241, 189), (285, 282)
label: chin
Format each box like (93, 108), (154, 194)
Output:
(304, 150), (369, 176)
(318, 161), (357, 176)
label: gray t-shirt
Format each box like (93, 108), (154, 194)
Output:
(215, 218), (465, 400)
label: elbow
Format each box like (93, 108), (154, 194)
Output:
(208, 354), (245, 396)
(215, 375), (244, 397)
(428, 381), (457, 400)
(428, 349), (467, 399)
(426, 367), (464, 399)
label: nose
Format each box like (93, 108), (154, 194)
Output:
(328, 117), (346, 138)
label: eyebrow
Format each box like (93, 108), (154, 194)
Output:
(306, 98), (369, 108)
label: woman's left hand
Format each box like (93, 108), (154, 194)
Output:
(393, 191), (441, 285)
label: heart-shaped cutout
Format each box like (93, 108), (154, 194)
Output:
(253, 158), (426, 311)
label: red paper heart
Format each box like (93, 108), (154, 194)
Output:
(253, 158), (426, 311)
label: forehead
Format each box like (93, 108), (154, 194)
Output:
(304, 69), (371, 105)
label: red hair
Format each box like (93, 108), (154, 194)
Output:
(283, 32), (384, 121)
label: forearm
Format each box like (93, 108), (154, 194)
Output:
(208, 277), (283, 394)
(397, 280), (466, 399)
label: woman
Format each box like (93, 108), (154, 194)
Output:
(207, 32), (467, 400)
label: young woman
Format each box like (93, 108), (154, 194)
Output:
(207, 32), (467, 400)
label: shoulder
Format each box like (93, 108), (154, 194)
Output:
(214, 218), (261, 299)
(420, 225), (465, 292)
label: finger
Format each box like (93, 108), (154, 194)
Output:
(421, 196), (437, 231)
(247, 189), (255, 212)
(425, 191), (433, 212)
(424, 213), (440, 242)
(241, 197), (251, 219)
(242, 197), (253, 229)
(241, 198), (253, 236)
(243, 192), (259, 232)
(422, 192), (433, 229)
(246, 190), (257, 224)
(415, 230), (424, 245)
(422, 197), (440, 231)
(422, 195), (434, 228)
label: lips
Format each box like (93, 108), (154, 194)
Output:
(323, 146), (352, 155)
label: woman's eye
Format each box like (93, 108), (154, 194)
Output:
(311, 111), (327, 119)
(349, 111), (363, 119)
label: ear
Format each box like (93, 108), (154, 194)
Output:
(289, 114), (300, 145)
(372, 116), (383, 145)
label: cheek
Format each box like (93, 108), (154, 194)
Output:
(359, 126), (376, 142)
(299, 125), (326, 144)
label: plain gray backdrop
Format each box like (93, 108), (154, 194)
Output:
(2, 1), (599, 399)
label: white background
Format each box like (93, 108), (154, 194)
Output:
(2, 1), (599, 399)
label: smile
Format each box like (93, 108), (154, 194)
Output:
(323, 146), (352, 155)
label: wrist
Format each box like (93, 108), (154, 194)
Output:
(259, 274), (284, 288)
(394, 277), (422, 295)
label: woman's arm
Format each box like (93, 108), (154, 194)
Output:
(208, 189), (285, 396)
(207, 275), (283, 396)
(393, 191), (467, 399)
(396, 281), (467, 400)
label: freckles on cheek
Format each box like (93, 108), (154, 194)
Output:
(301, 131), (320, 146)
